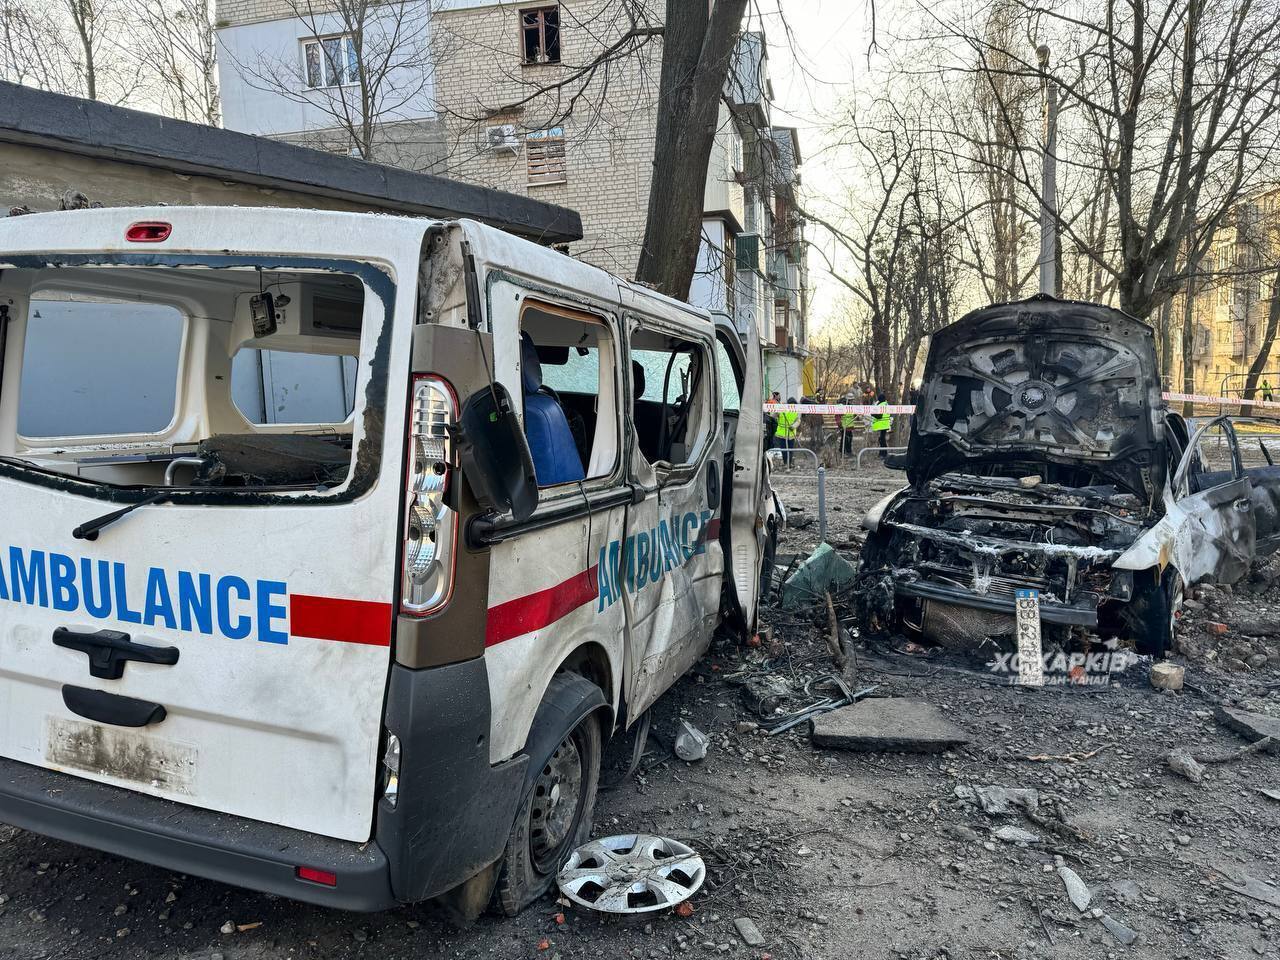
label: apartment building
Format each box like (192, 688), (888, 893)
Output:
(1175, 188), (1280, 397)
(215, 0), (447, 169)
(213, 1), (810, 380)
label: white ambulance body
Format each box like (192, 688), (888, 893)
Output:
(0, 207), (774, 914)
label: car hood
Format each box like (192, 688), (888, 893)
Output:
(904, 296), (1165, 499)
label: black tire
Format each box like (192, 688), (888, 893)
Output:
(1127, 568), (1183, 658)
(495, 709), (602, 916)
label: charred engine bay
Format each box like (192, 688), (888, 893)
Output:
(859, 473), (1150, 647)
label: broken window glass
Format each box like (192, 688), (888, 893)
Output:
(521, 6), (561, 64)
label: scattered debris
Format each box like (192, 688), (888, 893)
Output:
(557, 836), (705, 913)
(219, 921), (236, 935)
(1058, 866), (1092, 912)
(781, 543), (856, 606)
(1100, 913), (1139, 945)
(992, 825), (1040, 844)
(1220, 870), (1280, 909)
(954, 785), (1039, 817)
(809, 697), (971, 753)
(1214, 706), (1280, 751)
(732, 917), (765, 947)
(1023, 746), (1109, 763)
(1165, 747), (1206, 783)
(1150, 662), (1185, 691)
(1196, 736), (1276, 764)
(674, 720), (709, 762)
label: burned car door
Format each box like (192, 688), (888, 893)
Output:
(1135, 416), (1257, 586)
(1237, 428), (1280, 555)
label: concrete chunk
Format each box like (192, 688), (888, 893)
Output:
(1215, 706), (1280, 751)
(810, 698), (971, 753)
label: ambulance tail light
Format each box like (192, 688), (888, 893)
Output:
(402, 375), (456, 615)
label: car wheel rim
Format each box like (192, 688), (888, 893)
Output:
(530, 733), (584, 873)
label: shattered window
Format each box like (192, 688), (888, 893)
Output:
(520, 302), (619, 485)
(520, 6), (561, 64)
(2, 262), (378, 497)
(631, 332), (713, 468)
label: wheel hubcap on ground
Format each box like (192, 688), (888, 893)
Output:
(557, 834), (706, 913)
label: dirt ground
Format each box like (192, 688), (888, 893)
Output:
(3, 461), (1280, 960)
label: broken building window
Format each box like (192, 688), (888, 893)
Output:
(527, 127), (567, 186)
(520, 6), (561, 64)
(303, 35), (358, 88)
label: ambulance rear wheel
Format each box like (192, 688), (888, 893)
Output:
(495, 711), (602, 916)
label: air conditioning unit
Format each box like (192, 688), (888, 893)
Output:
(487, 124), (520, 152)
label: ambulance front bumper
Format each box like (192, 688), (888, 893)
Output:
(0, 755), (397, 911)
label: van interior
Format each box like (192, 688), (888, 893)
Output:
(0, 264), (368, 492)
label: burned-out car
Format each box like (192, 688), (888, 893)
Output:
(857, 296), (1280, 657)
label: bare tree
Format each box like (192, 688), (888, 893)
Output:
(635, 0), (750, 299)
(0, 0), (140, 102)
(805, 95), (964, 399)
(926, 0), (1280, 321)
(129, 0), (219, 124)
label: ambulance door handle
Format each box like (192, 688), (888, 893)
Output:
(53, 627), (180, 681)
(61, 685), (167, 728)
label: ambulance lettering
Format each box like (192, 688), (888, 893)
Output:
(595, 509), (719, 611)
(0, 544), (393, 646)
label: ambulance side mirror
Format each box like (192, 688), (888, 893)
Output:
(455, 383), (539, 523)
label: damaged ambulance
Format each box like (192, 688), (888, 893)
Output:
(858, 295), (1280, 657)
(0, 206), (777, 917)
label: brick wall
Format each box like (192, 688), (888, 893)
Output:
(431, 0), (663, 274)
(216, 0), (338, 27)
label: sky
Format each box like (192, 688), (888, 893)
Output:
(751, 0), (877, 336)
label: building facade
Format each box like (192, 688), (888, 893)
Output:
(1170, 189), (1280, 398)
(214, 0), (810, 379)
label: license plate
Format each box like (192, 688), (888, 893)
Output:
(1014, 589), (1044, 687)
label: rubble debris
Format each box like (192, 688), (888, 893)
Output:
(1057, 866), (1092, 912)
(1100, 913), (1139, 946)
(810, 697), (970, 753)
(764, 680), (877, 736)
(1214, 706), (1280, 752)
(1165, 747), (1205, 783)
(1024, 746), (1108, 763)
(781, 543), (856, 606)
(674, 720), (710, 762)
(992, 825), (1040, 844)
(1150, 662), (1185, 691)
(1220, 870), (1280, 909)
(954, 785), (1039, 817)
(739, 675), (794, 717)
(1196, 736), (1276, 764)
(732, 917), (765, 947)
(557, 836), (705, 913)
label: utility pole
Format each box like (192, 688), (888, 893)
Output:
(1036, 44), (1059, 297)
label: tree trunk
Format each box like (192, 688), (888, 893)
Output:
(635, 0), (748, 300)
(1243, 266), (1280, 402)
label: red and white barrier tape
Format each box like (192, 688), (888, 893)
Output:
(764, 393), (1280, 416)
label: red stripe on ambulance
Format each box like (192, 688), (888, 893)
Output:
(289, 594), (393, 646)
(485, 566), (599, 648)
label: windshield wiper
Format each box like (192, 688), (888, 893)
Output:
(73, 490), (170, 541)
